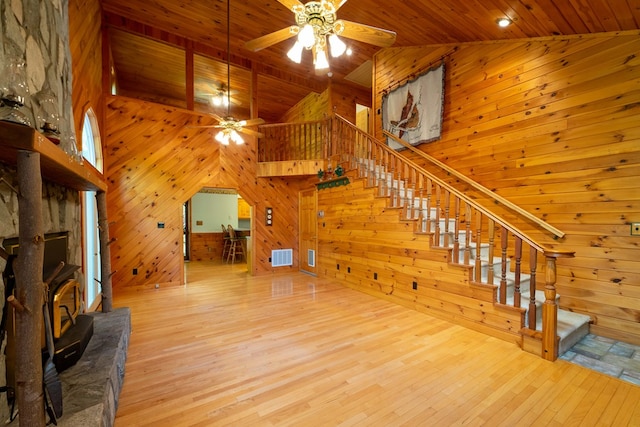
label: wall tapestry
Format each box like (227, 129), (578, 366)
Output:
(382, 63), (445, 150)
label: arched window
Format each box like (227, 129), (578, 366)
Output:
(81, 108), (103, 310)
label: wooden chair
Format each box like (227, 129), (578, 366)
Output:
(226, 225), (245, 264)
(221, 224), (231, 261)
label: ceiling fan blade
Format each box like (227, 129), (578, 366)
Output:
(238, 127), (264, 138)
(241, 117), (266, 126)
(328, 0), (348, 11)
(276, 0), (304, 11)
(338, 20), (397, 47)
(245, 26), (297, 52)
(187, 125), (224, 129)
(208, 113), (224, 122)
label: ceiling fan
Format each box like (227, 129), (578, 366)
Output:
(244, 0), (396, 70)
(208, 83), (237, 108)
(194, 0), (264, 145)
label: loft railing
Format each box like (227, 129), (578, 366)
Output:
(258, 114), (573, 360)
(258, 119), (330, 162)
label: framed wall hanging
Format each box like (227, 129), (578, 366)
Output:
(382, 62), (445, 150)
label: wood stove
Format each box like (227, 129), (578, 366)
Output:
(2, 232), (94, 388)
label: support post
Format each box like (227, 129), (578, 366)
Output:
(97, 190), (113, 312)
(15, 150), (46, 427)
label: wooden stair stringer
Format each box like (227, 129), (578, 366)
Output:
(344, 160), (592, 358)
(329, 170), (526, 346)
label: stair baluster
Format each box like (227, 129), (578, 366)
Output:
(443, 190), (451, 247)
(434, 186), (442, 245)
(464, 203), (472, 265)
(425, 179), (432, 233)
(452, 197), (461, 263)
(487, 219), (495, 285)
(499, 227), (508, 304)
(528, 247), (538, 329)
(474, 210), (482, 283)
(514, 237), (523, 309)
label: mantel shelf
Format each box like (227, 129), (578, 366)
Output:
(0, 120), (106, 192)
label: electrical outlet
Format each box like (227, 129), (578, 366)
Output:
(412, 281), (418, 290)
(347, 267), (351, 273)
(132, 268), (138, 275)
(632, 223), (640, 236)
(374, 272), (378, 280)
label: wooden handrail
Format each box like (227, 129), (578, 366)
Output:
(334, 115), (551, 253)
(259, 119), (329, 128)
(382, 129), (565, 239)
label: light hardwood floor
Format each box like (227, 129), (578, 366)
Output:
(113, 261), (640, 426)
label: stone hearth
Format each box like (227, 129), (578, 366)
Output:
(56, 307), (130, 427)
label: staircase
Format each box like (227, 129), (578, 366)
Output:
(351, 157), (591, 356)
(259, 115), (592, 360)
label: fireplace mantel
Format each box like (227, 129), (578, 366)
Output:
(0, 121), (106, 191)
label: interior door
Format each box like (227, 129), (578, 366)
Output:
(299, 188), (317, 275)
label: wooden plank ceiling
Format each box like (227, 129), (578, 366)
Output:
(102, 0), (640, 123)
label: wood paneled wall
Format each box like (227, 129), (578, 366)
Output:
(373, 31), (640, 344)
(279, 90), (330, 123)
(330, 81), (371, 124)
(104, 96), (315, 289)
(69, 0), (104, 149)
(317, 172), (522, 344)
(278, 81), (371, 124)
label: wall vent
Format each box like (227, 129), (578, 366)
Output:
(308, 249), (315, 267)
(271, 249), (293, 267)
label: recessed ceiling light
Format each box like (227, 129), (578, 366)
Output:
(497, 17), (512, 27)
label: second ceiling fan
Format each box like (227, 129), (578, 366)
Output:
(194, 0), (264, 144)
(245, 0), (396, 70)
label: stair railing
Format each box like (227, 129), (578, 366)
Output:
(382, 129), (566, 239)
(329, 114), (573, 361)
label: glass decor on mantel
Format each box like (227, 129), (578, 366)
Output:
(0, 56), (32, 127)
(35, 88), (61, 144)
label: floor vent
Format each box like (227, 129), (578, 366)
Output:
(271, 249), (293, 267)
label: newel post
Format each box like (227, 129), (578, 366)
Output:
(541, 250), (574, 361)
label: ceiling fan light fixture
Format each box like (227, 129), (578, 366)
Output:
(230, 130), (244, 145)
(215, 130), (230, 145)
(328, 34), (346, 57)
(314, 46), (329, 70)
(287, 41), (304, 63)
(298, 24), (316, 48)
(212, 92), (229, 107)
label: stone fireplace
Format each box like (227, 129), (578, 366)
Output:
(0, 164), (82, 422)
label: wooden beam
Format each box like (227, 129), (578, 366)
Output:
(185, 40), (194, 110)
